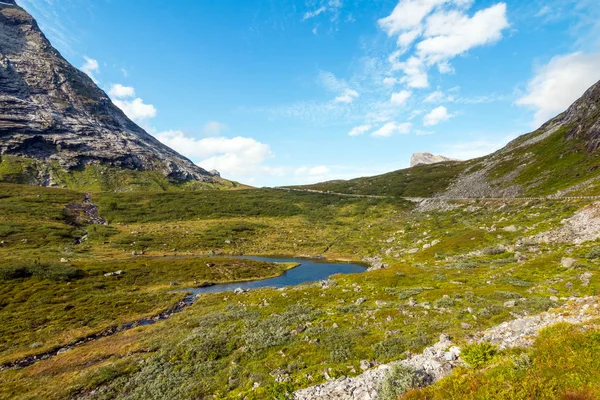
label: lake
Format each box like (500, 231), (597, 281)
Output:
(185, 256), (367, 295)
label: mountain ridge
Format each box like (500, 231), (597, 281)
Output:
(295, 79), (600, 199)
(0, 1), (233, 190)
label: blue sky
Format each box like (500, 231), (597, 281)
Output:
(20, 0), (600, 186)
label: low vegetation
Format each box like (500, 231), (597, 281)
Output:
(0, 182), (599, 399)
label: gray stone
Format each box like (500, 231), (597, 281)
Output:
(0, 5), (221, 186)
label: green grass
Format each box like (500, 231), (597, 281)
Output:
(292, 161), (467, 198)
(404, 322), (600, 400)
(0, 183), (599, 399)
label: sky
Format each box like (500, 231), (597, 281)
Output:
(19, 0), (600, 187)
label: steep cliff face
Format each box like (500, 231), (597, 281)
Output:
(0, 1), (218, 186)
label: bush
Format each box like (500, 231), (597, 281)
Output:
(461, 342), (497, 368)
(586, 246), (600, 260)
(483, 246), (505, 255)
(0, 265), (32, 280)
(373, 337), (407, 360)
(0, 262), (83, 282)
(378, 364), (426, 400)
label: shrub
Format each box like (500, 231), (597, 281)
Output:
(483, 246), (505, 255)
(373, 337), (407, 360)
(378, 364), (426, 400)
(461, 342), (497, 368)
(586, 246), (600, 260)
(0, 262), (83, 282)
(0, 265), (32, 280)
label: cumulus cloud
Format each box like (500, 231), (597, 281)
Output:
(156, 130), (276, 179)
(113, 98), (157, 122)
(423, 106), (452, 126)
(371, 121), (412, 137)
(380, 1), (509, 90)
(81, 56), (99, 82)
(417, 3), (509, 63)
(390, 90), (412, 105)
(109, 84), (135, 98)
(516, 52), (600, 127)
(348, 124), (372, 136)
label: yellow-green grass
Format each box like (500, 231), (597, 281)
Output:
(404, 321), (600, 400)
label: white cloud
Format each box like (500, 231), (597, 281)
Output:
(371, 121), (412, 137)
(303, 6), (326, 20)
(516, 52), (600, 127)
(156, 130), (277, 179)
(335, 88), (359, 103)
(423, 106), (452, 126)
(81, 56), (99, 82)
(390, 90), (412, 105)
(378, 0), (446, 36)
(348, 124), (372, 136)
(424, 90), (444, 103)
(383, 77), (400, 86)
(380, 1), (510, 91)
(113, 98), (157, 122)
(203, 121), (228, 136)
(391, 55), (429, 88)
(417, 3), (509, 63)
(108, 84), (135, 99)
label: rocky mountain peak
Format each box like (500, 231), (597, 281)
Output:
(410, 152), (458, 167)
(0, 2), (218, 184)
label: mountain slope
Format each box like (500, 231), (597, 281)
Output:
(296, 79), (600, 198)
(0, 0), (236, 190)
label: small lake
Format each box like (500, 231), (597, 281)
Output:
(186, 256), (367, 296)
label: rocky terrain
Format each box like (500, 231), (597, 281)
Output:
(0, 0), (219, 186)
(410, 153), (457, 168)
(294, 297), (600, 400)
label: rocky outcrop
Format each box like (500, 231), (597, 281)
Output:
(0, 1), (217, 184)
(410, 152), (457, 167)
(294, 296), (600, 400)
(533, 201), (600, 244)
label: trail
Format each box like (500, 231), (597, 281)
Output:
(276, 187), (600, 202)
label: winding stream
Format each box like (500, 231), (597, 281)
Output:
(1, 256), (366, 370)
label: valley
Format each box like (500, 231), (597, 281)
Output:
(1, 0), (600, 398)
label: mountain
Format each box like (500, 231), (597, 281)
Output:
(0, 0), (237, 191)
(295, 79), (600, 198)
(410, 152), (458, 167)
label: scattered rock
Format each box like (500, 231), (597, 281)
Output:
(355, 298), (366, 306)
(504, 300), (517, 308)
(561, 257), (575, 268)
(503, 225), (518, 232)
(359, 360), (371, 371)
(60, 258), (69, 263)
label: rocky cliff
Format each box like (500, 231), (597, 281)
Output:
(0, 0), (219, 186)
(410, 152), (457, 167)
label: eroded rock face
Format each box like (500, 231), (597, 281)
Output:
(0, 2), (214, 183)
(410, 153), (457, 167)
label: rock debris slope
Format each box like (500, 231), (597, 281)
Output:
(0, 0), (218, 185)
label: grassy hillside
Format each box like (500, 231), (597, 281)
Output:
(294, 124), (600, 199)
(292, 161), (468, 198)
(0, 155), (247, 192)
